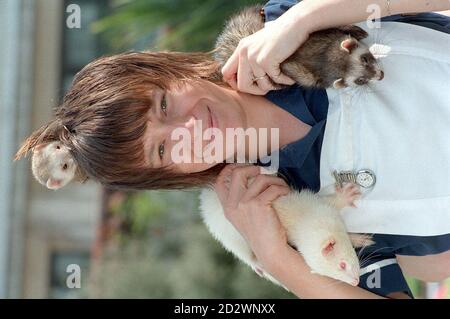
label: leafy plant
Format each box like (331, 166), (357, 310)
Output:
(92, 0), (261, 51)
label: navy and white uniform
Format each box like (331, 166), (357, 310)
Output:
(259, 0), (450, 297)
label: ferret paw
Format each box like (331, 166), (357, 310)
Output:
(335, 183), (361, 208)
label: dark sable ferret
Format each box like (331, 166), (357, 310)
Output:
(214, 5), (384, 89)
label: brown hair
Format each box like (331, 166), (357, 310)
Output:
(14, 51), (228, 191)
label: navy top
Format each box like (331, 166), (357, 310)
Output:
(261, 0), (450, 298)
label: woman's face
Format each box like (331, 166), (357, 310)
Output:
(143, 80), (247, 173)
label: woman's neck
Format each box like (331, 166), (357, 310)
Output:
(230, 89), (312, 162)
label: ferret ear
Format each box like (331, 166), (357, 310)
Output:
(321, 237), (336, 256)
(337, 25), (368, 41)
(333, 78), (346, 89)
(46, 178), (62, 190)
(33, 143), (47, 152)
(340, 38), (358, 53)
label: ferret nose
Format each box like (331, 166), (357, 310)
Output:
(378, 70), (384, 81)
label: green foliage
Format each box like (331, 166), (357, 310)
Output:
(111, 192), (165, 236)
(92, 0), (262, 51)
(93, 190), (294, 298)
(406, 276), (422, 298)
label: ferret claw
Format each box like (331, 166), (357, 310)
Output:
(335, 183), (361, 208)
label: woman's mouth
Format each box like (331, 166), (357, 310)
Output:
(207, 106), (212, 129)
(207, 105), (217, 141)
(208, 106), (215, 128)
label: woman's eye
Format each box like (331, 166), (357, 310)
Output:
(158, 143), (165, 159)
(161, 93), (167, 115)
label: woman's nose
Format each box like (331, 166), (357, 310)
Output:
(157, 114), (197, 136)
(182, 115), (196, 129)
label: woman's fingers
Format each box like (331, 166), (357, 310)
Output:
(221, 47), (239, 89)
(258, 184), (290, 205)
(226, 53), (294, 94)
(222, 37), (279, 94)
(221, 29), (296, 93)
(227, 165), (261, 207)
(254, 74), (277, 93)
(213, 164), (235, 203)
(214, 164), (249, 204)
(265, 65), (296, 86)
(215, 166), (290, 266)
(242, 174), (289, 202)
(236, 51), (267, 95)
(248, 57), (279, 92)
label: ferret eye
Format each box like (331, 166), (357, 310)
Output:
(62, 164), (68, 170)
(361, 56), (369, 65)
(355, 77), (367, 85)
(56, 145), (61, 150)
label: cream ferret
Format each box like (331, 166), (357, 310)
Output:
(199, 179), (374, 288)
(31, 141), (87, 190)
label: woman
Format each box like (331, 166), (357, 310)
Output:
(15, 0), (450, 298)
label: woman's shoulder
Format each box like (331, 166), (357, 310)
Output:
(262, 0), (299, 23)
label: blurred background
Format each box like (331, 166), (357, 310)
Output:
(0, 0), (448, 299)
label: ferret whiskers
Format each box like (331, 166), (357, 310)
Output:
(358, 246), (394, 268)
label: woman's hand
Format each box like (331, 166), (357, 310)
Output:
(221, 13), (310, 95)
(213, 164), (291, 268)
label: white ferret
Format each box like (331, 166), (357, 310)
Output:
(31, 141), (86, 190)
(199, 181), (374, 287)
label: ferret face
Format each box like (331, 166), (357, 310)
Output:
(307, 234), (360, 286)
(334, 38), (384, 89)
(35, 141), (77, 190)
(347, 47), (384, 86)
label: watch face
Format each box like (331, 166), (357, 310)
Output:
(356, 171), (375, 188)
